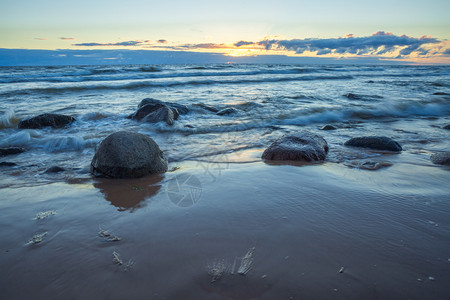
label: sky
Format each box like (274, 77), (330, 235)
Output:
(1, 0), (449, 64)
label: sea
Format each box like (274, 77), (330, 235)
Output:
(1, 64), (450, 299)
(0, 64), (449, 184)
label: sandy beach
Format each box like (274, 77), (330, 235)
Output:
(1, 148), (450, 299)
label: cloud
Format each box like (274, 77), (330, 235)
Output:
(234, 41), (255, 47)
(59, 37), (75, 40)
(443, 49), (450, 56)
(157, 39), (168, 44)
(257, 32), (441, 57)
(73, 40), (149, 47)
(34, 38), (46, 40)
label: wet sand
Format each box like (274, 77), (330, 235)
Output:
(1, 151), (450, 299)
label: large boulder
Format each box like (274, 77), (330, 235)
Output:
(138, 98), (189, 115)
(129, 103), (175, 125)
(91, 131), (168, 178)
(344, 136), (402, 152)
(262, 132), (329, 162)
(18, 113), (75, 129)
(430, 152), (450, 166)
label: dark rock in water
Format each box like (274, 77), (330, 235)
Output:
(138, 98), (189, 115)
(433, 92), (449, 96)
(0, 162), (17, 167)
(344, 136), (402, 152)
(0, 147), (24, 156)
(430, 152), (450, 166)
(262, 132), (329, 162)
(185, 124), (194, 128)
(344, 93), (361, 99)
(193, 103), (219, 113)
(45, 166), (65, 173)
(217, 107), (239, 116)
(91, 131), (168, 178)
(18, 113), (75, 129)
(130, 103), (174, 125)
(443, 124), (450, 130)
(320, 124), (337, 131)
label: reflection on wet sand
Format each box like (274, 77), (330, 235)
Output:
(93, 174), (164, 212)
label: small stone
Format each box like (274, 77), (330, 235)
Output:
(430, 152), (450, 165)
(320, 124), (337, 130)
(339, 267), (344, 273)
(428, 276), (435, 281)
(344, 136), (402, 152)
(44, 166), (65, 173)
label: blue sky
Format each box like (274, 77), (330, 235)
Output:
(1, 0), (449, 64)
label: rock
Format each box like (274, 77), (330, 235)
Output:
(433, 92), (449, 96)
(45, 166), (65, 173)
(130, 103), (174, 125)
(18, 113), (76, 129)
(443, 124), (450, 130)
(217, 107), (239, 116)
(430, 152), (450, 166)
(345, 160), (393, 170)
(344, 93), (361, 99)
(193, 103), (219, 112)
(0, 147), (24, 156)
(344, 136), (402, 152)
(0, 162), (17, 167)
(320, 125), (337, 131)
(138, 98), (189, 115)
(262, 132), (329, 162)
(91, 131), (168, 178)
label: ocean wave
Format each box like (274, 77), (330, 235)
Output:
(0, 75), (354, 96)
(0, 109), (20, 129)
(0, 67), (321, 84)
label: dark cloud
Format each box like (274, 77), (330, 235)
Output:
(73, 40), (147, 47)
(234, 41), (255, 47)
(157, 39), (168, 43)
(258, 32), (440, 57)
(443, 49), (450, 56)
(59, 37), (75, 40)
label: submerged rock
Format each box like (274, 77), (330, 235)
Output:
(0, 147), (24, 156)
(45, 166), (65, 173)
(430, 152), (450, 166)
(262, 132), (329, 162)
(138, 98), (189, 115)
(343, 93), (361, 99)
(217, 107), (239, 116)
(344, 136), (402, 152)
(18, 113), (75, 129)
(91, 131), (168, 178)
(193, 103), (219, 113)
(0, 162), (17, 167)
(320, 124), (337, 131)
(443, 124), (450, 130)
(345, 160), (393, 171)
